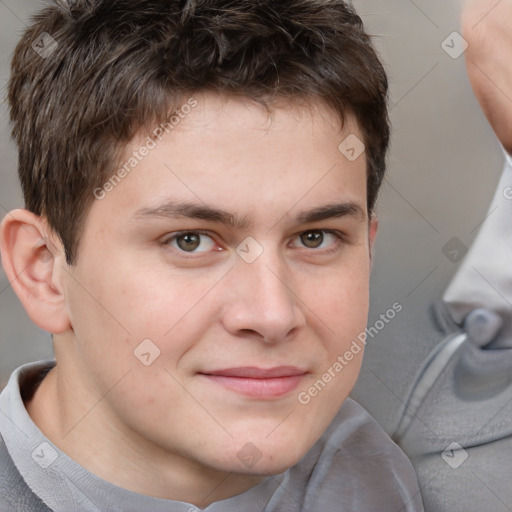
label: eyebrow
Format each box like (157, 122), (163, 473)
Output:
(132, 200), (366, 229)
(296, 202), (366, 223)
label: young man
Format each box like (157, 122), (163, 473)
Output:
(0, 1), (424, 510)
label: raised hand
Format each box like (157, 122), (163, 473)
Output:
(462, 0), (512, 154)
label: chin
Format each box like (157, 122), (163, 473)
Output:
(227, 437), (311, 476)
(253, 455), (302, 476)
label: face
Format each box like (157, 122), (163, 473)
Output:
(55, 93), (375, 485)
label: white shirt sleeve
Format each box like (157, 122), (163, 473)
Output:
(443, 147), (512, 333)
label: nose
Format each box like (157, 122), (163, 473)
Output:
(221, 252), (306, 343)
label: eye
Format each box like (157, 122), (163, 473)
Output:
(292, 230), (341, 250)
(165, 232), (216, 253)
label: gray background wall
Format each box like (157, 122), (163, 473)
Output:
(0, 0), (505, 430)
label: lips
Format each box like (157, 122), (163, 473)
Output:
(203, 366), (306, 378)
(199, 366), (307, 399)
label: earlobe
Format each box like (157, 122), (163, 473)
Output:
(0, 209), (70, 334)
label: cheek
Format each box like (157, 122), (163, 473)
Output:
(118, 270), (223, 342)
(306, 259), (371, 344)
(75, 254), (216, 332)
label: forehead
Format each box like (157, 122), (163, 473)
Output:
(129, 91), (363, 163)
(88, 92), (368, 227)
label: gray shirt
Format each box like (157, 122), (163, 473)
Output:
(390, 149), (512, 511)
(444, 148), (512, 348)
(349, 148), (512, 511)
(392, 301), (512, 512)
(0, 360), (424, 511)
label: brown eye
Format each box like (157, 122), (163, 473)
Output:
(166, 232), (216, 253)
(176, 233), (201, 251)
(300, 230), (324, 249)
(292, 230), (342, 252)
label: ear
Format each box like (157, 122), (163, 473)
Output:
(0, 209), (70, 334)
(368, 214), (379, 265)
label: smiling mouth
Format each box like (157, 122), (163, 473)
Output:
(198, 366), (307, 399)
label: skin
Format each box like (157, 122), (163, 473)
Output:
(462, 0), (512, 154)
(0, 92), (376, 506)
(2, 3), (510, 504)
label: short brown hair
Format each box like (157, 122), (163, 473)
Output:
(8, 0), (389, 265)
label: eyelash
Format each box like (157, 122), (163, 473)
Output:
(161, 229), (347, 258)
